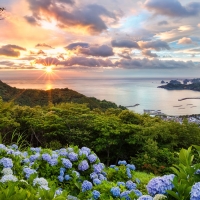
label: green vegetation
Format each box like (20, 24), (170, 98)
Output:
(1, 95), (200, 174)
(0, 80), (126, 110)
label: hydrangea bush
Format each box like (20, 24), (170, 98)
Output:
(2, 143), (200, 199)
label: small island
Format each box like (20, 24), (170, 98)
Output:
(158, 78), (200, 92)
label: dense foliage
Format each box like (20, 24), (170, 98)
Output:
(1, 97), (200, 174)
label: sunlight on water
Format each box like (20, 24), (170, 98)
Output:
(2, 77), (200, 116)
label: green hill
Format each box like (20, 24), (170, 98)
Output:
(0, 80), (126, 110)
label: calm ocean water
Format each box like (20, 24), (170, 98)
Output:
(1, 77), (200, 116)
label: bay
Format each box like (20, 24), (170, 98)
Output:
(1, 77), (200, 116)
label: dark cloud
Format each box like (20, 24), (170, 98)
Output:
(57, 0), (75, 5)
(138, 40), (170, 51)
(115, 58), (196, 69)
(26, 0), (116, 34)
(65, 42), (89, 50)
(24, 15), (40, 26)
(60, 56), (114, 67)
(142, 50), (158, 57)
(144, 0), (200, 17)
(0, 44), (26, 57)
(0, 61), (15, 66)
(37, 50), (46, 55)
(189, 48), (200, 52)
(35, 43), (53, 49)
(111, 39), (140, 48)
(158, 20), (168, 26)
(118, 50), (132, 59)
(77, 45), (114, 57)
(34, 57), (60, 66)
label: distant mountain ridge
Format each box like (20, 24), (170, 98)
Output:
(0, 80), (126, 110)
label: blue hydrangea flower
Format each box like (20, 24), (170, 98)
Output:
(58, 175), (64, 182)
(65, 175), (71, 181)
(93, 178), (101, 185)
(58, 150), (68, 157)
(51, 153), (58, 159)
(88, 154), (97, 163)
(126, 164), (136, 171)
(131, 189), (143, 197)
(110, 187), (120, 197)
(82, 180), (93, 192)
(78, 160), (89, 171)
(118, 160), (127, 165)
(62, 158), (72, 168)
(81, 147), (91, 154)
(60, 167), (66, 176)
(11, 144), (18, 150)
(93, 190), (100, 199)
(126, 180), (136, 190)
(98, 174), (107, 181)
(191, 182), (200, 200)
(126, 168), (132, 179)
(147, 174), (175, 196)
(117, 182), (125, 187)
(120, 191), (131, 200)
(93, 163), (103, 173)
(138, 195), (153, 200)
(0, 158), (13, 168)
(90, 172), (98, 180)
(55, 188), (62, 196)
(29, 153), (40, 162)
(195, 169), (200, 174)
(79, 150), (89, 157)
(49, 158), (58, 166)
(67, 195), (78, 200)
(110, 165), (116, 168)
(23, 167), (37, 179)
(68, 152), (78, 161)
(0, 144), (6, 149)
(42, 153), (51, 162)
(30, 147), (41, 153)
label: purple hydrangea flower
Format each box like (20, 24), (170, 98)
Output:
(126, 180), (136, 190)
(11, 144), (18, 150)
(93, 163), (104, 174)
(49, 158), (58, 166)
(23, 167), (37, 179)
(30, 147), (41, 153)
(68, 152), (78, 161)
(120, 191), (131, 200)
(93, 178), (101, 185)
(79, 150), (89, 157)
(90, 172), (98, 180)
(0, 158), (13, 168)
(147, 174), (175, 196)
(29, 153), (40, 162)
(78, 160), (89, 171)
(81, 147), (91, 154)
(82, 180), (93, 192)
(191, 182), (200, 200)
(98, 174), (107, 181)
(131, 189), (143, 197)
(110, 187), (120, 197)
(42, 153), (51, 162)
(93, 190), (100, 199)
(88, 154), (97, 163)
(62, 158), (72, 169)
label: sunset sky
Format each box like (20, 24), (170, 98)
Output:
(1, 0), (200, 78)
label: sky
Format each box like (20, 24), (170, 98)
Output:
(0, 0), (200, 78)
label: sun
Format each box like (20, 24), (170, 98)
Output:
(45, 66), (53, 73)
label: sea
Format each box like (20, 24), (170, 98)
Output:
(1, 77), (200, 116)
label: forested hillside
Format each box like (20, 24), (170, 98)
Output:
(0, 80), (126, 110)
(1, 97), (200, 175)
